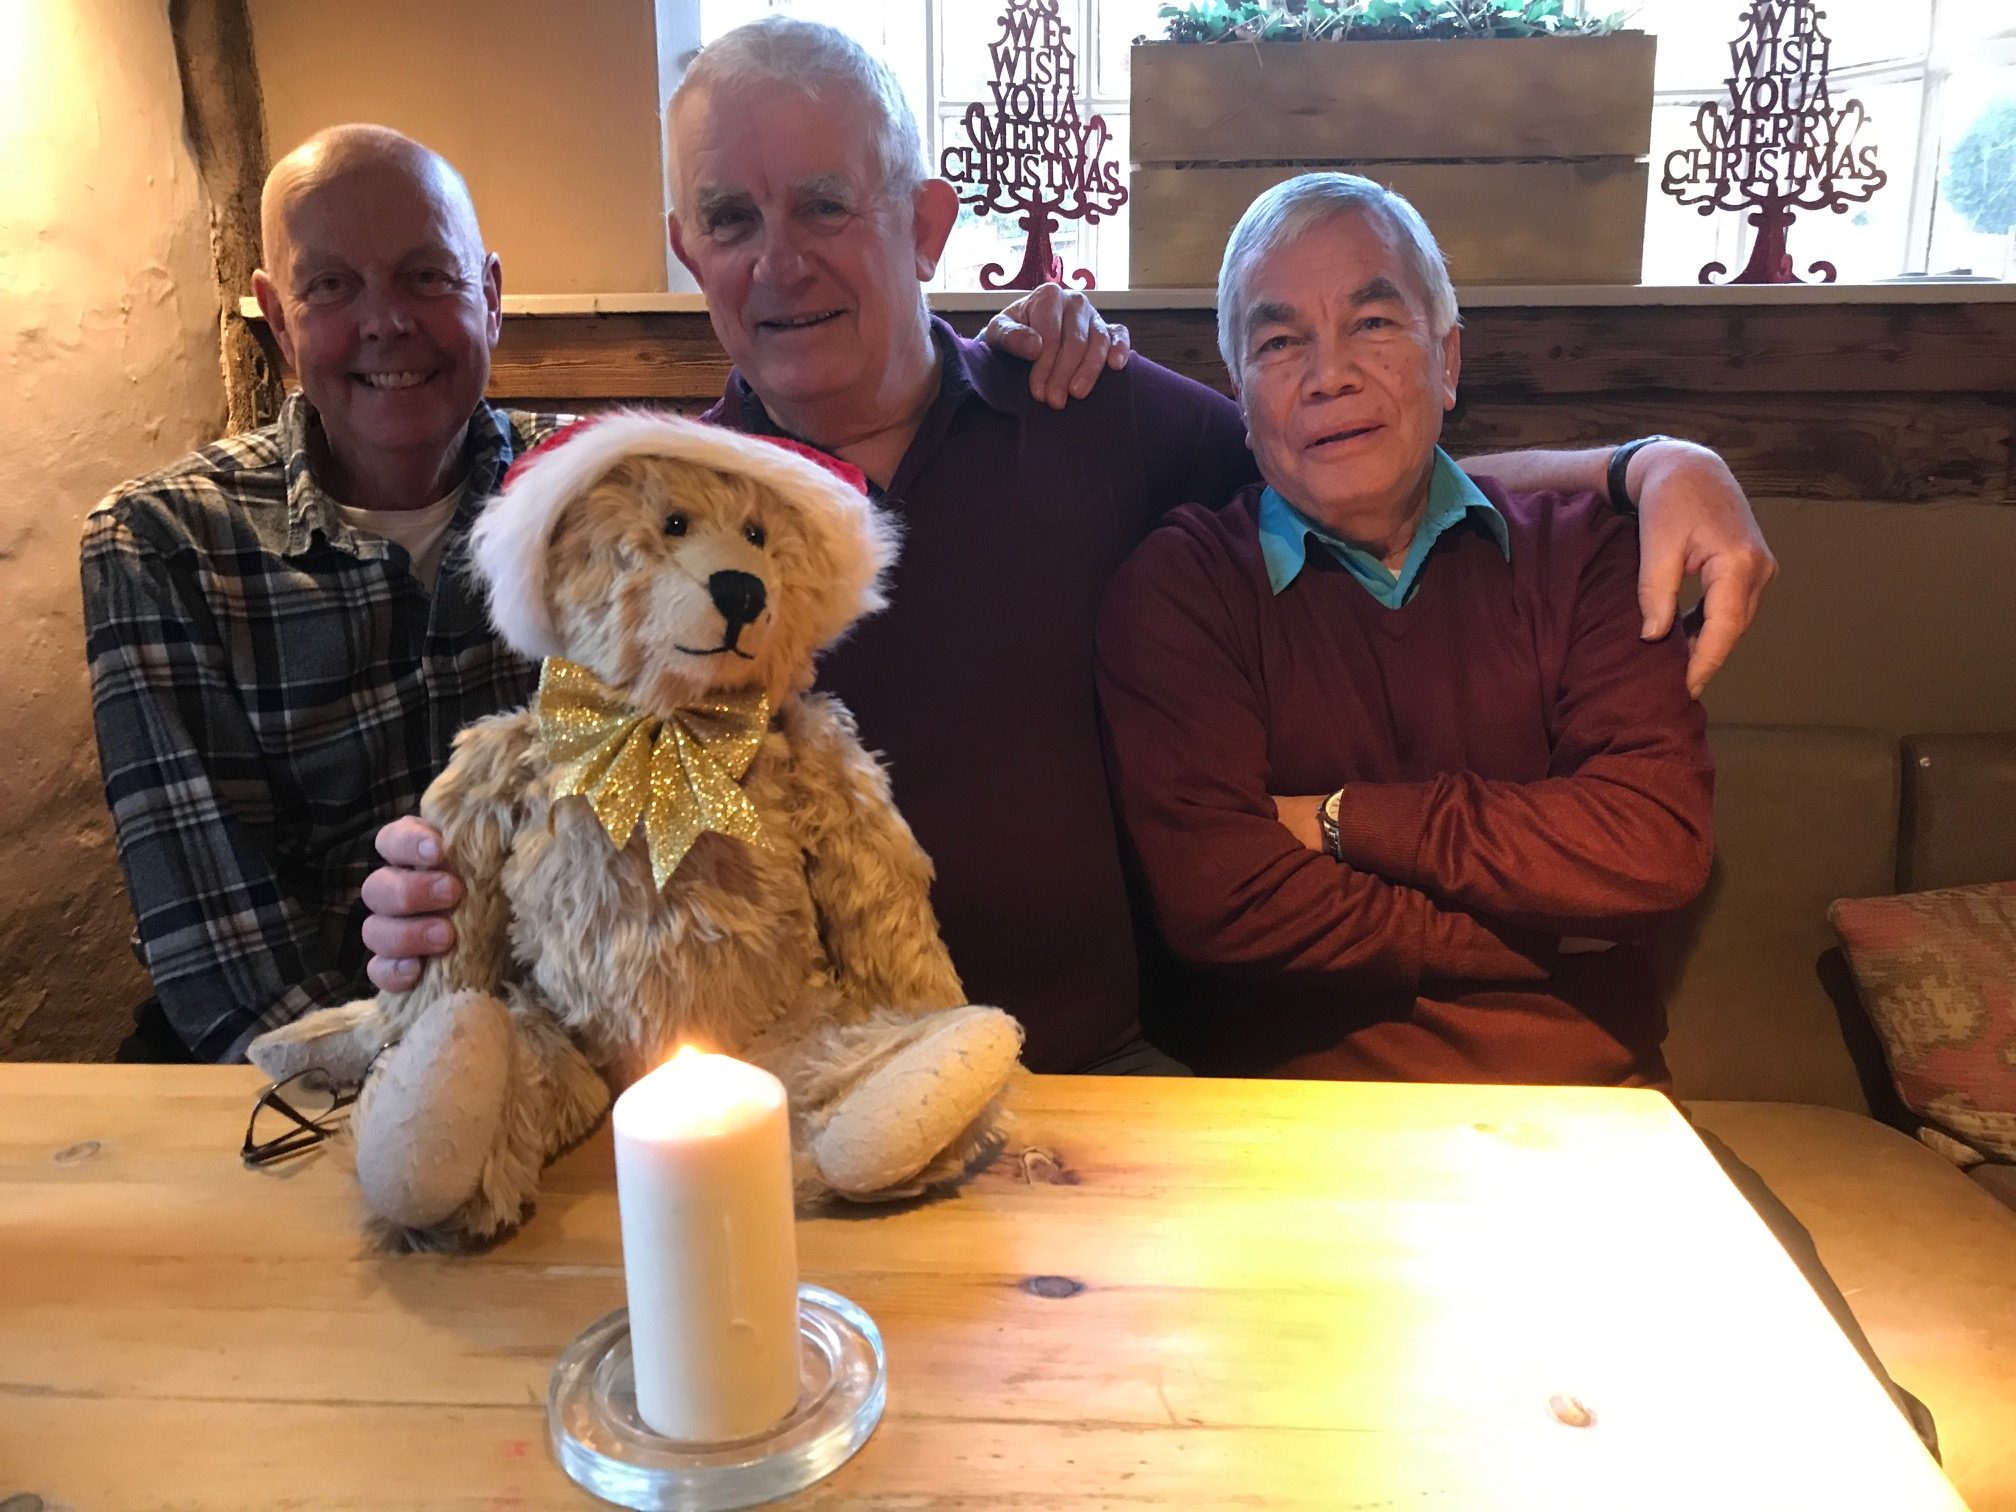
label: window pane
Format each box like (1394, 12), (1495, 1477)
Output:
(1644, 75), (1919, 283)
(935, 104), (1127, 289)
(1809, 77), (1925, 282)
(697, 0), (770, 41)
(1095, 0), (1169, 97)
(1644, 99), (1750, 283)
(1631, 0), (1932, 92)
(1928, 63), (2016, 278)
(941, 1), (1013, 104)
(690, 0), (2004, 290)
(1936, 0), (2016, 57)
(941, 1), (1095, 102)
(700, 1), (928, 142)
(1090, 108), (1132, 287)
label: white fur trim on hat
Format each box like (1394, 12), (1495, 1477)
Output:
(469, 411), (881, 662)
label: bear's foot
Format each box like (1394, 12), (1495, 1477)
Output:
(247, 998), (387, 1087)
(353, 989), (517, 1239)
(355, 989), (612, 1250)
(811, 1005), (1021, 1199)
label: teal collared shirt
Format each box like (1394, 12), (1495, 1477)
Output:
(1256, 448), (1510, 607)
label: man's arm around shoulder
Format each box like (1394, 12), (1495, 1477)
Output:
(1457, 437), (1775, 696)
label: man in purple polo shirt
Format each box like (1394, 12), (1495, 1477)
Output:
(363, 19), (1779, 1077)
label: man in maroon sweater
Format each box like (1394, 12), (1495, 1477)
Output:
(1095, 173), (1713, 1086)
(361, 20), (1783, 1079)
(1095, 171), (1935, 1450)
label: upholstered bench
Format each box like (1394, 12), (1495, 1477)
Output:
(1668, 725), (2016, 1509)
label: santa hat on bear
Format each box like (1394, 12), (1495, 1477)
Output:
(469, 410), (880, 663)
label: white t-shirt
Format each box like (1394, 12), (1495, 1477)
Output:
(338, 486), (466, 592)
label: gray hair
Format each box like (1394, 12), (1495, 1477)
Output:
(1216, 173), (1459, 380)
(666, 18), (927, 218)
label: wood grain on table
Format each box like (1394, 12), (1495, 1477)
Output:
(0, 1066), (1965, 1510)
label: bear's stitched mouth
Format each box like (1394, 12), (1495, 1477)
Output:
(675, 642), (757, 661)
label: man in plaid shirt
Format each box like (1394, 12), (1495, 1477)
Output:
(81, 121), (1115, 1063)
(81, 126), (571, 1062)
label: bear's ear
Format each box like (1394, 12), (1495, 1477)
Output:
(471, 416), (674, 663)
(469, 467), (572, 663)
(765, 464), (901, 660)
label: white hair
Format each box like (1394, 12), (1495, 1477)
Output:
(666, 18), (926, 218)
(1216, 173), (1459, 380)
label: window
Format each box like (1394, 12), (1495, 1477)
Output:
(681, 0), (2016, 287)
(1621, 0), (2016, 281)
(693, 0), (1157, 289)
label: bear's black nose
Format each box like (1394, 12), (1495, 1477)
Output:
(708, 569), (766, 629)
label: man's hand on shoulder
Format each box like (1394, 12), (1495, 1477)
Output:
(1626, 439), (1778, 698)
(359, 816), (461, 991)
(981, 284), (1132, 409)
(1457, 438), (1777, 699)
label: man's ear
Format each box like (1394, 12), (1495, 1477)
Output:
(250, 268), (295, 369)
(668, 213), (701, 285)
(1439, 324), (1462, 412)
(911, 179), (959, 280)
(481, 252), (504, 348)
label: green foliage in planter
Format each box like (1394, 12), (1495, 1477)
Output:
(1151, 0), (1625, 43)
(1943, 97), (2016, 236)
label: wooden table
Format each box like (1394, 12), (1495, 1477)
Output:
(0, 1066), (1964, 1510)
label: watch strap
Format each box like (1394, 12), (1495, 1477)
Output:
(1317, 789), (1345, 861)
(1606, 435), (1670, 517)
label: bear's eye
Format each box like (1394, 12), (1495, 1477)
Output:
(743, 521), (767, 548)
(663, 513), (689, 538)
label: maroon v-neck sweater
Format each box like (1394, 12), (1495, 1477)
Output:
(1095, 481), (1713, 1087)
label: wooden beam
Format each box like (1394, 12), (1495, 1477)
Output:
(470, 303), (2016, 404)
(1443, 393), (2016, 505)
(170, 0), (278, 434)
(247, 299), (2016, 505)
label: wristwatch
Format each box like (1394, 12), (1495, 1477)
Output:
(1317, 788), (1345, 861)
(1606, 434), (1672, 517)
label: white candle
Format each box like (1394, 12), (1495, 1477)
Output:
(612, 1047), (802, 1442)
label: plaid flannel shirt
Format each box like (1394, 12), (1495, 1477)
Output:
(81, 394), (572, 1061)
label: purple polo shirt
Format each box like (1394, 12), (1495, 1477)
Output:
(707, 318), (1254, 1071)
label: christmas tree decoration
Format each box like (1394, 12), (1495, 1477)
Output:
(1659, 0), (1888, 285)
(938, 0), (1129, 290)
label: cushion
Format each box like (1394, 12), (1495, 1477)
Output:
(1830, 881), (2016, 1168)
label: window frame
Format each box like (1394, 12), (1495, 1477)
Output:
(682, 0), (2013, 286)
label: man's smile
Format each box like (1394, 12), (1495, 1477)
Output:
(353, 369), (439, 391)
(1305, 423), (1383, 452)
(754, 309), (845, 334)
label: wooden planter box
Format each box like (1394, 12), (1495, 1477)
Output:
(1130, 34), (1656, 289)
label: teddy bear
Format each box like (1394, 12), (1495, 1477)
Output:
(248, 412), (1024, 1250)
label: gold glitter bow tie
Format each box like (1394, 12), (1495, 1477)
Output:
(536, 657), (773, 890)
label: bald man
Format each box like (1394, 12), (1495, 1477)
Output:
(81, 125), (564, 1062)
(81, 123), (1121, 1063)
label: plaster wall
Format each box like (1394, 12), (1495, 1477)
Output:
(0, 0), (228, 1057)
(249, 0), (670, 294)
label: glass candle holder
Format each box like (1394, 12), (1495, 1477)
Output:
(547, 1283), (886, 1511)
